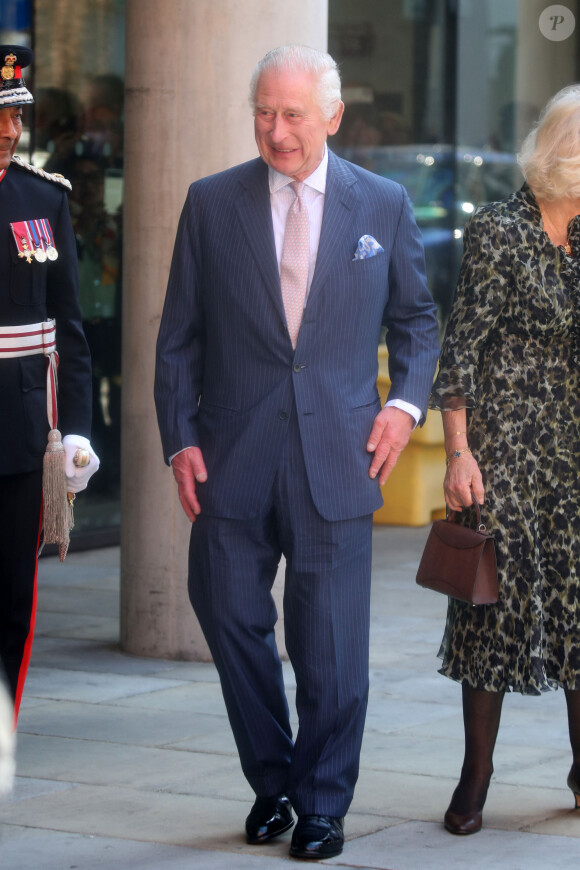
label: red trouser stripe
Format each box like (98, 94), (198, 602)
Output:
(12, 504), (43, 729)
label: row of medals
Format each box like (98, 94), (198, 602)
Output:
(19, 237), (58, 263)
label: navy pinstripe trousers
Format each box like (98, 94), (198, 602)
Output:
(188, 405), (373, 816)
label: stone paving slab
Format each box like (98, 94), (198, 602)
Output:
(28, 636), (191, 676)
(323, 820), (580, 870)
(1, 776), (72, 805)
(21, 666), (189, 704)
(15, 699), (220, 746)
(0, 826), (302, 870)
(11, 733), (243, 795)
(34, 585), (119, 618)
(34, 611), (119, 641)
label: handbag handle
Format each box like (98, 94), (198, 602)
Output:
(447, 494), (487, 533)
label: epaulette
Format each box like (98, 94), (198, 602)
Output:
(10, 154), (72, 192)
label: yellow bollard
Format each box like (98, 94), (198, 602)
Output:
(374, 349), (446, 526)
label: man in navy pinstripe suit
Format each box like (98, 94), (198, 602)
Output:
(155, 45), (439, 860)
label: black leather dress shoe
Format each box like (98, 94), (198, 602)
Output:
(289, 814), (344, 860)
(245, 794), (294, 844)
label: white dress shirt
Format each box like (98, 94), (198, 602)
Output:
(268, 147), (421, 426)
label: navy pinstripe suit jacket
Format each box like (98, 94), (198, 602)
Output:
(155, 149), (439, 522)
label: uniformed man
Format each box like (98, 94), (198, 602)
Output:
(0, 45), (99, 725)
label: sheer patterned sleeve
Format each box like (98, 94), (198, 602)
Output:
(430, 206), (511, 411)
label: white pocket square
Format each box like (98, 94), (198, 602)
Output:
(353, 235), (384, 260)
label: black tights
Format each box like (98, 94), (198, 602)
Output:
(565, 689), (580, 780)
(447, 683), (504, 815)
(449, 684), (580, 814)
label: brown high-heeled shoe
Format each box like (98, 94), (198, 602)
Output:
(444, 773), (490, 835)
(567, 767), (580, 809)
(444, 807), (483, 835)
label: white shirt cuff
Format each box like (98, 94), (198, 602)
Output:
(385, 398), (421, 428)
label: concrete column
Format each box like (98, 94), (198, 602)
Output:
(120, 0), (328, 659)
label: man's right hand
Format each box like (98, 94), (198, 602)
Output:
(171, 447), (208, 522)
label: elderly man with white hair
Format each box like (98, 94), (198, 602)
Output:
(155, 44), (438, 859)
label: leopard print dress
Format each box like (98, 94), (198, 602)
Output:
(430, 184), (580, 695)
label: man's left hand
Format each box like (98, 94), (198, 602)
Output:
(366, 406), (414, 486)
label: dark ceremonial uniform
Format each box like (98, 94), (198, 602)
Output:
(0, 156), (92, 717)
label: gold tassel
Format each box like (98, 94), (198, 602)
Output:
(42, 429), (74, 562)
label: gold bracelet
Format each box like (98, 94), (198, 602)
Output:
(446, 447), (472, 466)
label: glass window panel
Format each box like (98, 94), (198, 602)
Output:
(330, 0), (458, 326)
(32, 0), (125, 541)
(330, 0), (580, 328)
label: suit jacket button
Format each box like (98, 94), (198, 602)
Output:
(293, 363), (302, 373)
(278, 410), (288, 421)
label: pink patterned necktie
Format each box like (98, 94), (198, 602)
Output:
(280, 181), (309, 349)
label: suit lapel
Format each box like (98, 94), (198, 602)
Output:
(233, 159), (285, 321)
(231, 153), (360, 329)
(307, 151), (359, 308)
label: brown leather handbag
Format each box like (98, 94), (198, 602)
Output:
(415, 498), (498, 605)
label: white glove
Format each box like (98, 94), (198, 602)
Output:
(62, 434), (100, 493)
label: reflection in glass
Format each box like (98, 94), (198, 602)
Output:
(329, 1), (566, 327)
(32, 0), (125, 541)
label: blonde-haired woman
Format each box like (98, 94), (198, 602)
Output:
(430, 84), (580, 835)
